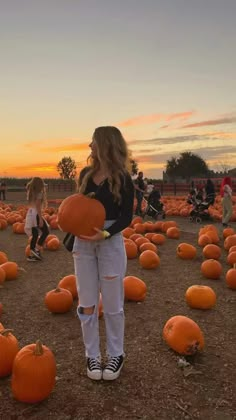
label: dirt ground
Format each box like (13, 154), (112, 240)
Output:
(0, 195), (236, 420)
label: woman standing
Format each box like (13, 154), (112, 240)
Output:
(220, 176), (233, 227)
(73, 126), (134, 381)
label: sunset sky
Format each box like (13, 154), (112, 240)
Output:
(1, 0), (236, 179)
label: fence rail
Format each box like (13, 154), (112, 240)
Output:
(5, 182), (236, 196)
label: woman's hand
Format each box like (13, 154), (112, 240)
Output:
(79, 228), (105, 241)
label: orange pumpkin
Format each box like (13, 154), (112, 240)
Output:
(47, 237), (60, 251)
(131, 216), (143, 227)
(57, 193), (105, 237)
(123, 276), (147, 301)
(44, 287), (73, 313)
(163, 315), (204, 355)
(58, 274), (78, 299)
(166, 227), (180, 239)
(225, 264), (236, 289)
(223, 227), (235, 238)
(0, 329), (19, 377)
(144, 232), (155, 241)
(0, 251), (8, 265)
(201, 259), (222, 280)
(161, 221), (177, 233)
(122, 227), (135, 238)
(198, 234), (212, 247)
(133, 223), (146, 234)
(0, 262), (18, 280)
(177, 243), (197, 260)
(185, 285), (216, 309)
(202, 244), (221, 260)
(227, 251), (236, 266)
(224, 235), (236, 251)
(11, 340), (56, 403)
(125, 239), (138, 259)
(229, 245), (236, 254)
(151, 233), (166, 245)
(139, 242), (158, 254)
(139, 250), (160, 269)
(129, 233), (142, 242)
(45, 234), (58, 245)
(135, 237), (150, 248)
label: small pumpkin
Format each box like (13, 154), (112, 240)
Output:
(11, 340), (56, 403)
(201, 259), (222, 280)
(163, 315), (204, 355)
(198, 234), (212, 247)
(0, 251), (8, 265)
(225, 264), (236, 289)
(47, 237), (60, 251)
(166, 227), (180, 239)
(44, 287), (73, 313)
(139, 250), (160, 269)
(202, 244), (221, 260)
(185, 285), (216, 309)
(0, 261), (18, 280)
(151, 233), (166, 245)
(223, 227), (235, 238)
(57, 193), (105, 237)
(139, 242), (158, 254)
(0, 329), (19, 377)
(227, 251), (236, 266)
(224, 235), (236, 251)
(177, 243), (197, 260)
(123, 276), (147, 301)
(124, 239), (138, 259)
(58, 274), (78, 299)
(122, 227), (135, 238)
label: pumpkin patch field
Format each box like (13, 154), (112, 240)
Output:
(0, 202), (236, 419)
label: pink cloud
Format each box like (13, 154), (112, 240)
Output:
(181, 116), (236, 129)
(118, 111), (194, 127)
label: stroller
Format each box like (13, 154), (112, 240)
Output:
(144, 189), (166, 220)
(187, 193), (215, 223)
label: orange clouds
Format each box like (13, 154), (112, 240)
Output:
(118, 111), (194, 127)
(24, 142), (89, 153)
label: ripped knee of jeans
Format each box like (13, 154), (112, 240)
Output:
(77, 305), (96, 321)
(103, 275), (118, 281)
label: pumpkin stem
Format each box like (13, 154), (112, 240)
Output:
(0, 328), (13, 336)
(55, 287), (61, 293)
(34, 340), (44, 356)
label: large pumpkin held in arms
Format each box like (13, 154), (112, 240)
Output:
(57, 193), (106, 237)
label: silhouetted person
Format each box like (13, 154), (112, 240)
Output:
(0, 181), (7, 201)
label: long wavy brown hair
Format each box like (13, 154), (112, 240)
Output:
(26, 177), (47, 208)
(79, 126), (129, 203)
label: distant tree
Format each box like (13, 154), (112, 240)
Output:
(166, 152), (209, 181)
(57, 156), (77, 180)
(127, 150), (139, 175)
(130, 159), (139, 176)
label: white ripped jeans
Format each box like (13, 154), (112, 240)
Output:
(72, 221), (127, 359)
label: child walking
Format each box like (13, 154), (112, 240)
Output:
(24, 177), (49, 261)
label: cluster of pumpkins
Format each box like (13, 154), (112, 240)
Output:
(1, 193), (236, 404)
